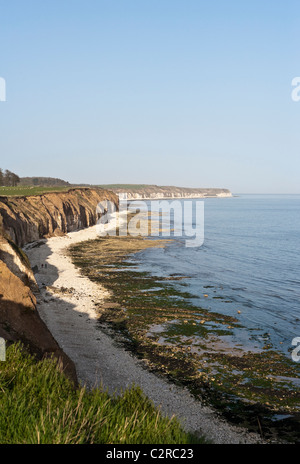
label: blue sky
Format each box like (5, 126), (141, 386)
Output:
(0, 0), (299, 193)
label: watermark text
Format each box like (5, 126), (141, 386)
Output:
(0, 338), (5, 361)
(291, 77), (300, 102)
(96, 194), (204, 248)
(291, 337), (300, 362)
(0, 77), (6, 102)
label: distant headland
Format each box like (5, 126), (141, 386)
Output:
(97, 184), (232, 200)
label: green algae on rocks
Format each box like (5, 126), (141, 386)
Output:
(68, 235), (300, 443)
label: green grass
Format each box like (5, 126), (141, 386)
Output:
(0, 186), (73, 197)
(0, 343), (204, 444)
(0, 184), (152, 197)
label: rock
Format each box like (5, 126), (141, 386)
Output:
(0, 187), (119, 385)
(106, 185), (232, 200)
(0, 187), (118, 247)
(0, 256), (77, 385)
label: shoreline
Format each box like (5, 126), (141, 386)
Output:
(24, 223), (266, 444)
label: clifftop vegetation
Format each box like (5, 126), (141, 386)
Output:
(19, 177), (70, 187)
(0, 169), (20, 187)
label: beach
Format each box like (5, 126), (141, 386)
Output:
(23, 223), (267, 444)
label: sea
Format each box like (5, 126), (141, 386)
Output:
(126, 194), (300, 361)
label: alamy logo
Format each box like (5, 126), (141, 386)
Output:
(291, 337), (300, 362)
(0, 338), (5, 361)
(0, 77), (6, 102)
(96, 194), (204, 248)
(291, 77), (300, 102)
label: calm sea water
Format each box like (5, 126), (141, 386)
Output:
(128, 195), (300, 359)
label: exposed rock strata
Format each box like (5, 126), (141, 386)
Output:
(0, 187), (118, 247)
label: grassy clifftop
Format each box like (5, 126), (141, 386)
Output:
(0, 186), (72, 197)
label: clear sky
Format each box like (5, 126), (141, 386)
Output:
(0, 0), (300, 193)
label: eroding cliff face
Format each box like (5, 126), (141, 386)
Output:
(0, 235), (77, 383)
(0, 187), (118, 247)
(0, 234), (37, 290)
(0, 187), (119, 383)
